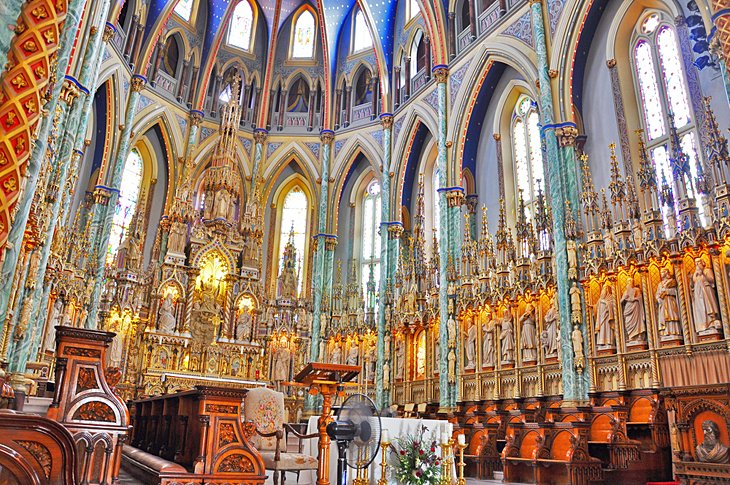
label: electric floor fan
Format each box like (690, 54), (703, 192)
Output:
(326, 394), (382, 485)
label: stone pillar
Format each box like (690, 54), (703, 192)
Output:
(432, 65), (460, 410)
(252, 87), (261, 127)
(448, 12), (456, 60)
(404, 58), (412, 100)
(343, 85), (352, 127)
(468, 0), (478, 38)
(176, 58), (189, 102)
(334, 89), (342, 130)
(425, 37), (432, 80)
(278, 89), (287, 130)
(0, 0), (88, 340)
(267, 89), (276, 130)
(370, 76), (379, 120)
(307, 89), (316, 131)
(210, 75), (222, 116)
(529, 0), (588, 403)
(307, 130), (334, 412)
(150, 37), (165, 87)
(130, 22), (145, 70)
(394, 67), (401, 108)
(85, 74), (147, 329)
(123, 14), (138, 61)
(242, 83), (252, 123)
(187, 65), (199, 107)
(250, 129), (268, 194)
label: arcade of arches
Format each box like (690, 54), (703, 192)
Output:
(2, 0), (730, 483)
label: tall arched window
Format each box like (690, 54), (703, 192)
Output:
(632, 11), (703, 225)
(228, 0), (254, 51)
(511, 95), (544, 218)
(352, 10), (373, 53)
(174, 0), (194, 21)
(292, 10), (315, 59)
(408, 0), (420, 21)
(278, 187), (308, 293)
(107, 149), (144, 265)
(361, 180), (381, 303)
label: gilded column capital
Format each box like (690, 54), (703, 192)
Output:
(529, 0), (542, 5)
(432, 65), (449, 84)
(556, 126), (579, 148)
(320, 130), (335, 145)
(189, 110), (204, 127)
(103, 23), (116, 42)
(60, 79), (80, 105)
(446, 189), (465, 208)
(130, 74), (147, 92)
(380, 113), (393, 129)
(325, 236), (338, 251)
(253, 128), (268, 144)
(93, 186), (113, 205)
(387, 224), (404, 239)
(606, 58), (617, 69)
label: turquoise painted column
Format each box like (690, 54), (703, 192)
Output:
(18, 11), (113, 371)
(310, 130), (334, 364)
(250, 129), (268, 194)
(375, 114), (393, 409)
(84, 74), (147, 329)
(432, 65), (459, 410)
(0, 0), (87, 336)
(530, 0), (588, 403)
(7, 79), (85, 374)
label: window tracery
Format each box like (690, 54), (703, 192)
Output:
(107, 148), (144, 265)
(174, 0), (194, 21)
(510, 95), (544, 218)
(228, 0), (254, 51)
(292, 10), (316, 59)
(631, 12), (704, 226)
(361, 180), (381, 304)
(278, 187), (308, 294)
(352, 10), (373, 53)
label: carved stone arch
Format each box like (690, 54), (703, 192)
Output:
(262, 143), (320, 186)
(392, 107), (439, 174)
(680, 398), (730, 427)
(191, 241), (238, 276)
(330, 146), (380, 231)
(285, 69), (314, 91)
(158, 277), (186, 301)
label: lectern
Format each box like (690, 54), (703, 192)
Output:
(294, 363), (360, 485)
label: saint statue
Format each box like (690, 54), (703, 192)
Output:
(236, 309), (252, 341)
(482, 312), (495, 368)
(158, 293), (177, 334)
(572, 324), (585, 371)
(169, 222), (187, 254)
(465, 316), (477, 369)
(595, 282), (616, 348)
(272, 346), (291, 381)
(447, 314), (457, 348)
(395, 340), (404, 378)
(125, 232), (141, 271)
(44, 298), (63, 352)
(500, 310), (515, 363)
(331, 342), (343, 364)
(542, 297), (559, 358)
(216, 190), (232, 220)
(383, 360), (390, 389)
(520, 303), (537, 361)
(346, 344), (359, 366)
(567, 239), (578, 280)
(108, 319), (124, 368)
(620, 278), (646, 343)
(691, 258), (722, 334)
(695, 420), (730, 464)
(656, 268), (681, 337)
(570, 282), (582, 322)
(447, 348), (456, 384)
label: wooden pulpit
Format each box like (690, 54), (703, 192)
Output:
(294, 363), (360, 485)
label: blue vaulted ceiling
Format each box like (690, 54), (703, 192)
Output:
(140, 0), (403, 84)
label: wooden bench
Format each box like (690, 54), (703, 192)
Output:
(502, 421), (603, 485)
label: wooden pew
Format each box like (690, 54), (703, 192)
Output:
(501, 421), (603, 485)
(124, 386), (266, 485)
(0, 410), (78, 484)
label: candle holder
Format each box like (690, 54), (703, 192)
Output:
(377, 437), (390, 485)
(440, 439), (454, 485)
(455, 436), (468, 485)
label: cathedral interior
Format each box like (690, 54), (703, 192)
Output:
(2, 0), (730, 483)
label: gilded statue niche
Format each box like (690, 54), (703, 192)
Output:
(191, 250), (230, 344)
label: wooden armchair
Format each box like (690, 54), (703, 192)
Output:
(244, 387), (318, 485)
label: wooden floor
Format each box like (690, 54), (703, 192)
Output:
(118, 469), (525, 484)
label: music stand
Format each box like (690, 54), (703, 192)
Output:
(294, 363), (360, 485)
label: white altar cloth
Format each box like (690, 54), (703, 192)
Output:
(296, 416), (457, 485)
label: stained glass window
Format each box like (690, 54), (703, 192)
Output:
(278, 188), (308, 294)
(228, 0), (254, 51)
(107, 149), (143, 265)
(631, 14), (705, 228)
(353, 10), (373, 53)
(361, 180), (381, 305)
(408, 0), (420, 21)
(511, 95), (544, 218)
(174, 0), (194, 21)
(292, 10), (315, 58)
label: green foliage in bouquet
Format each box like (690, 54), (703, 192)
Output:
(388, 424), (442, 485)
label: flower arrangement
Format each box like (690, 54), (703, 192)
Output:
(389, 424), (442, 485)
